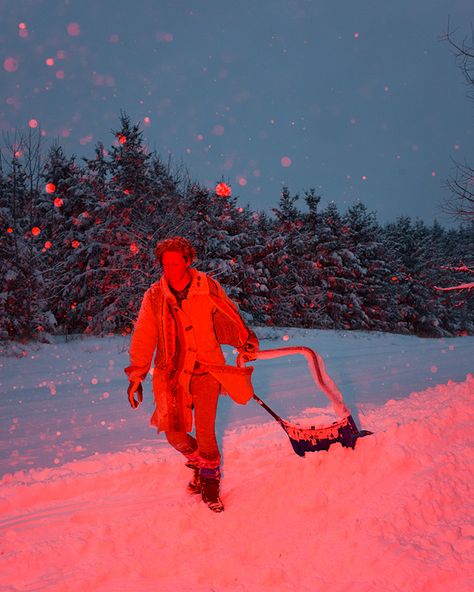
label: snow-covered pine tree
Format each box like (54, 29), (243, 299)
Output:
(0, 130), (55, 341)
(342, 202), (395, 331)
(264, 187), (314, 327)
(309, 201), (362, 330)
(81, 113), (174, 334)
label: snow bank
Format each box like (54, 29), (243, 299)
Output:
(1, 375), (473, 592)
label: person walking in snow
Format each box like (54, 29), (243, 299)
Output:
(125, 237), (258, 512)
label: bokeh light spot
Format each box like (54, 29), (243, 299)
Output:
(54, 197), (64, 208)
(44, 241), (52, 249)
(215, 182), (232, 197)
(45, 58), (55, 67)
(238, 177), (247, 187)
(280, 156), (292, 167)
(29, 119), (38, 128)
(130, 242), (140, 254)
(4, 57), (19, 73)
(67, 23), (81, 36)
(212, 125), (225, 136)
(71, 240), (80, 249)
(31, 226), (41, 236)
(45, 182), (56, 194)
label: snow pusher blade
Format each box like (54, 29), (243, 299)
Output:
(237, 346), (372, 457)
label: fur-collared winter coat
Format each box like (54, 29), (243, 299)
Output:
(125, 269), (257, 432)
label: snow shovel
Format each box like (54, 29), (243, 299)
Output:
(237, 346), (372, 457)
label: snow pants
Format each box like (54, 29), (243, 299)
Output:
(165, 371), (221, 470)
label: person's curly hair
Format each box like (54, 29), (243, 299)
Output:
(154, 236), (197, 265)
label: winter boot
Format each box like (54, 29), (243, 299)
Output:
(185, 462), (201, 495)
(200, 467), (224, 513)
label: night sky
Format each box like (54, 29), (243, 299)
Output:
(1, 0), (473, 225)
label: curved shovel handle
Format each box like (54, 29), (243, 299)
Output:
(237, 346), (351, 418)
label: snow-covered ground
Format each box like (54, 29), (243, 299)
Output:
(1, 328), (473, 591)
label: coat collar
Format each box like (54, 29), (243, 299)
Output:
(160, 268), (208, 305)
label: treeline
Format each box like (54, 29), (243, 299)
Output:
(1, 114), (473, 342)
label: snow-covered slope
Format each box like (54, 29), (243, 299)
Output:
(1, 329), (473, 591)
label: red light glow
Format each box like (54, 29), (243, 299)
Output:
(29, 119), (38, 128)
(31, 227), (41, 236)
(54, 198), (63, 207)
(4, 57), (19, 73)
(212, 125), (225, 136)
(45, 58), (55, 66)
(118, 134), (126, 144)
(45, 241), (52, 249)
(281, 156), (292, 167)
(71, 240), (80, 249)
(130, 242), (140, 254)
(238, 177), (247, 187)
(215, 182), (232, 197)
(7, 227), (13, 234)
(18, 22), (27, 29)
(45, 182), (56, 194)
(67, 23), (81, 36)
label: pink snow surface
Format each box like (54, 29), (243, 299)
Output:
(1, 375), (473, 591)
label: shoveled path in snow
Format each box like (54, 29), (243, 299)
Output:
(1, 375), (473, 592)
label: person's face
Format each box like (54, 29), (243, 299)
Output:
(162, 250), (190, 285)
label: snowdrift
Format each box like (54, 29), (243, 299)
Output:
(1, 373), (473, 592)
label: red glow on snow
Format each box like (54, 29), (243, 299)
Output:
(4, 57), (19, 72)
(56, 70), (65, 79)
(29, 119), (39, 128)
(281, 156), (292, 167)
(54, 198), (64, 208)
(118, 134), (126, 144)
(215, 182), (232, 197)
(45, 182), (56, 194)
(67, 23), (81, 37)
(44, 241), (52, 249)
(45, 58), (55, 66)
(31, 227), (41, 236)
(71, 240), (80, 249)
(238, 177), (247, 187)
(212, 125), (225, 136)
(130, 242), (139, 255)
(7, 227), (13, 234)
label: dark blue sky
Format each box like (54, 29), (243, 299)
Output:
(1, 0), (473, 225)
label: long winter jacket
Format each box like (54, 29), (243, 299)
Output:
(125, 269), (256, 432)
